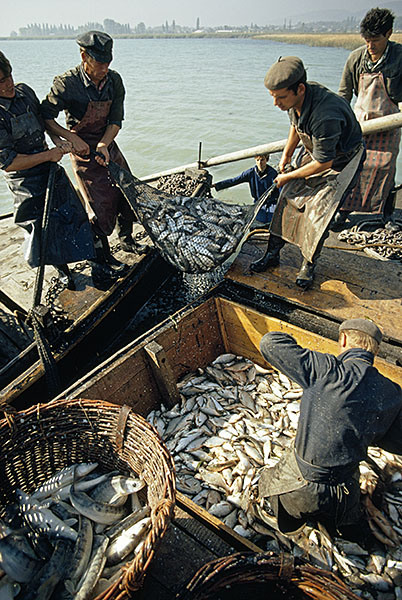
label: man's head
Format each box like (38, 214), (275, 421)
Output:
(338, 318), (382, 355)
(264, 56), (307, 112)
(77, 31), (113, 85)
(360, 8), (394, 61)
(255, 154), (269, 172)
(0, 51), (15, 99)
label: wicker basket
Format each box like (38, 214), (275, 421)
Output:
(0, 397), (176, 600)
(177, 552), (360, 600)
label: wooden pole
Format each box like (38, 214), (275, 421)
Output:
(141, 111), (402, 182)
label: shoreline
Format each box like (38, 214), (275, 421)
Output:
(2, 32), (402, 50)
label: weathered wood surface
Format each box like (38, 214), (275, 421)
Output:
(137, 496), (262, 599)
(225, 234), (402, 347)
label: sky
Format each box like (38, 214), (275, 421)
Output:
(0, 0), (394, 37)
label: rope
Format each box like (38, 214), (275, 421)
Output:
(28, 163), (61, 398)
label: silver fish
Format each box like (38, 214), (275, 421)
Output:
(69, 488), (127, 525)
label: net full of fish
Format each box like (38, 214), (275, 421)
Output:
(108, 160), (270, 274)
(0, 463), (151, 600)
(147, 353), (402, 600)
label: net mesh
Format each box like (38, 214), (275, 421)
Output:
(108, 161), (273, 273)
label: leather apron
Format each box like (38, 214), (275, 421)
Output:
(343, 71), (401, 213)
(4, 104), (94, 267)
(270, 130), (364, 263)
(70, 100), (132, 236)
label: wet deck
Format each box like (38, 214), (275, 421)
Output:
(226, 204), (402, 346)
(0, 215), (150, 318)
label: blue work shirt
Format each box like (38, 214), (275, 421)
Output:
(260, 332), (402, 480)
(215, 165), (279, 223)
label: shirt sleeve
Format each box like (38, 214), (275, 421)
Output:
(214, 169), (251, 190)
(108, 72), (125, 127)
(40, 75), (69, 120)
(338, 56), (356, 103)
(259, 331), (331, 389)
(0, 119), (17, 170)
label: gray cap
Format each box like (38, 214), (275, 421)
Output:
(339, 318), (382, 344)
(76, 31), (113, 63)
(264, 56), (306, 90)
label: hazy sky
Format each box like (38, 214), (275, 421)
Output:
(0, 0), (390, 37)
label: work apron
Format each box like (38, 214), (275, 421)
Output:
(258, 445), (361, 533)
(70, 100), (133, 236)
(4, 106), (94, 267)
(270, 131), (364, 263)
(343, 71), (401, 213)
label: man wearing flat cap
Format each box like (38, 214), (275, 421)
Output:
(251, 56), (365, 290)
(257, 318), (402, 538)
(40, 31), (136, 288)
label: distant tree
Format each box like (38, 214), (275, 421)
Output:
(136, 22), (146, 34)
(196, 17), (200, 30)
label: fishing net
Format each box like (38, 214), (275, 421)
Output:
(108, 161), (275, 274)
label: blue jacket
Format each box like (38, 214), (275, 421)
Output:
(215, 165), (279, 223)
(260, 332), (402, 480)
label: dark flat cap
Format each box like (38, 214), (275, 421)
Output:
(264, 56), (306, 90)
(339, 318), (382, 344)
(76, 31), (113, 63)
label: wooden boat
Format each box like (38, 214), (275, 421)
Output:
(53, 284), (402, 597)
(0, 214), (175, 410)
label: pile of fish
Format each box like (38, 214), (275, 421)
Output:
(338, 227), (402, 262)
(155, 172), (210, 197)
(147, 353), (402, 599)
(0, 463), (150, 599)
(139, 194), (251, 273)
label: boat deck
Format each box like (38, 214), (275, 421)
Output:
(137, 493), (262, 599)
(0, 215), (150, 317)
(226, 207), (402, 347)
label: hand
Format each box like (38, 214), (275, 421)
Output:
(278, 157), (292, 173)
(71, 134), (90, 157)
(95, 142), (110, 167)
(274, 173), (293, 187)
(47, 147), (64, 163)
(56, 140), (73, 154)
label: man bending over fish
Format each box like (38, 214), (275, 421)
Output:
(257, 318), (402, 539)
(251, 56), (365, 290)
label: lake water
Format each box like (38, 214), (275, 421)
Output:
(1, 37), (400, 214)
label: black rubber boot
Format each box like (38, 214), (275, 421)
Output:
(89, 234), (127, 289)
(55, 264), (76, 291)
(98, 234), (129, 274)
(295, 259), (315, 290)
(250, 235), (284, 273)
(329, 210), (350, 232)
(116, 214), (137, 252)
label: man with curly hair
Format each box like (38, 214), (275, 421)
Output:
(339, 8), (402, 231)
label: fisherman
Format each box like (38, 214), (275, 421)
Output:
(257, 318), (402, 538)
(250, 56), (365, 290)
(338, 8), (402, 231)
(212, 154), (279, 226)
(40, 31), (136, 285)
(0, 51), (94, 290)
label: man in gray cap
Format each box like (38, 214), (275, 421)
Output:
(257, 318), (402, 538)
(251, 56), (365, 290)
(40, 31), (136, 288)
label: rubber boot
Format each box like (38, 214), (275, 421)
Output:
(329, 210), (350, 232)
(89, 234), (127, 289)
(295, 259), (315, 290)
(55, 264), (76, 291)
(99, 234), (130, 274)
(250, 234), (284, 273)
(116, 214), (137, 253)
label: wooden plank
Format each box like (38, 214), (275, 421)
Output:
(217, 297), (402, 386)
(177, 492), (263, 553)
(145, 341), (181, 408)
(226, 239), (402, 343)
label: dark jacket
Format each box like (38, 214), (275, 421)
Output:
(215, 165), (279, 222)
(338, 41), (402, 106)
(289, 82), (363, 170)
(260, 332), (402, 481)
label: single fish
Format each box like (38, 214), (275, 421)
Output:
(69, 487), (127, 525)
(31, 463), (98, 501)
(106, 516), (151, 566)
